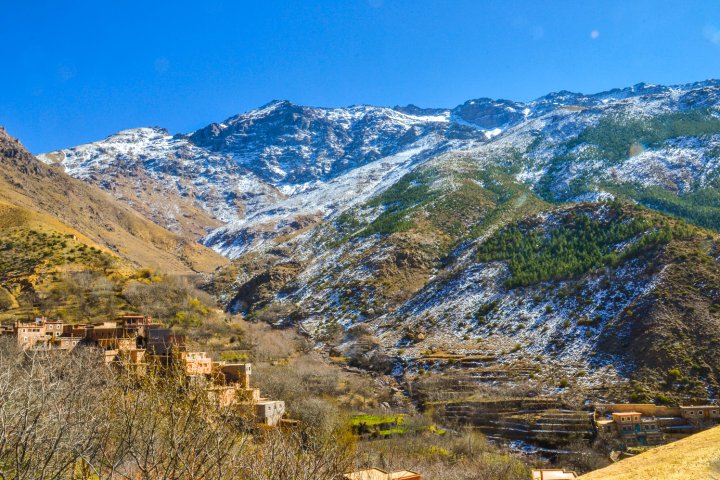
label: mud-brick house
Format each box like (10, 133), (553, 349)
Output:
(116, 348), (147, 373)
(62, 323), (88, 339)
(343, 468), (422, 480)
(212, 362), (261, 401)
(53, 336), (83, 351)
(13, 320), (46, 349)
(144, 327), (185, 356)
(680, 406), (720, 425)
(609, 412), (664, 446)
(43, 319), (63, 339)
(182, 351), (212, 375)
(611, 411), (642, 435)
(255, 399), (286, 426)
(531, 469), (577, 480)
(204, 363), (284, 426)
(215, 362), (252, 387)
(85, 322), (136, 350)
(12, 318), (64, 349)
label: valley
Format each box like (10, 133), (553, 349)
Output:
(3, 78), (720, 478)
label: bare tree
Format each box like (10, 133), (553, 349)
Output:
(0, 339), (355, 480)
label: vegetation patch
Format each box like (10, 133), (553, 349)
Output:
(609, 183), (720, 231)
(476, 203), (693, 287)
(567, 109), (720, 163)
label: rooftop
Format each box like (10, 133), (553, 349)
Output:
(532, 469), (578, 480)
(344, 468), (421, 480)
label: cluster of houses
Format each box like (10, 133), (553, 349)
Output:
(0, 316), (286, 426)
(595, 403), (720, 447)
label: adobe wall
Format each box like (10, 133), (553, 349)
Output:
(597, 404), (682, 417)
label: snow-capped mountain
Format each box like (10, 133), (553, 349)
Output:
(185, 100), (483, 184)
(39, 101), (488, 240)
(37, 79), (720, 400)
(40, 79), (720, 254)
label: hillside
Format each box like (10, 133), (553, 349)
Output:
(578, 426), (720, 479)
(220, 160), (720, 400)
(0, 127), (227, 274)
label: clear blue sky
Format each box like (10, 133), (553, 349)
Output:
(2, 0), (720, 153)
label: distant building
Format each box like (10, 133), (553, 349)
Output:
(680, 406), (720, 425)
(255, 400), (286, 426)
(608, 411), (664, 446)
(182, 351), (213, 375)
(144, 327), (185, 358)
(11, 318), (64, 349)
(531, 469), (577, 480)
(612, 411), (642, 435)
(344, 468), (422, 480)
(1, 315), (288, 427)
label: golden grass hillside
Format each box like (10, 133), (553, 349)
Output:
(579, 426), (720, 479)
(0, 127), (227, 274)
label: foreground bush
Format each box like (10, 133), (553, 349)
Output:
(0, 339), (352, 480)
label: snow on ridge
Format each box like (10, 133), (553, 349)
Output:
(203, 137), (444, 258)
(37, 80), (720, 255)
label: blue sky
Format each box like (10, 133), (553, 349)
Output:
(2, 0), (720, 153)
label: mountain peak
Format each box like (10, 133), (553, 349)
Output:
(262, 99), (293, 107)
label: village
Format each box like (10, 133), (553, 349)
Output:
(2, 316), (719, 480)
(0, 316), (428, 479)
(0, 316), (287, 427)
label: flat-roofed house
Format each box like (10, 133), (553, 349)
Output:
(62, 323), (88, 339)
(43, 320), (64, 340)
(255, 400), (286, 427)
(85, 322), (130, 348)
(182, 351), (212, 375)
(53, 336), (83, 351)
(680, 406), (720, 425)
(145, 327), (186, 357)
(531, 469), (577, 480)
(216, 362), (252, 387)
(13, 318), (64, 349)
(609, 411), (664, 445)
(612, 412), (642, 435)
(343, 468), (422, 480)
(14, 320), (47, 349)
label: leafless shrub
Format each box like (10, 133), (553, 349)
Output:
(0, 339), (353, 479)
(353, 428), (530, 480)
(244, 429), (353, 480)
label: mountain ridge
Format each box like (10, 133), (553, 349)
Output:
(31, 79), (720, 400)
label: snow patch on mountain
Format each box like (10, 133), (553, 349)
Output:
(202, 135), (462, 257)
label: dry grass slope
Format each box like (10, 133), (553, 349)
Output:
(579, 426), (720, 479)
(0, 127), (227, 274)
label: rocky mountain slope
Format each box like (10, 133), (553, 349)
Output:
(0, 128), (227, 274)
(37, 79), (720, 400)
(39, 102), (488, 244)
